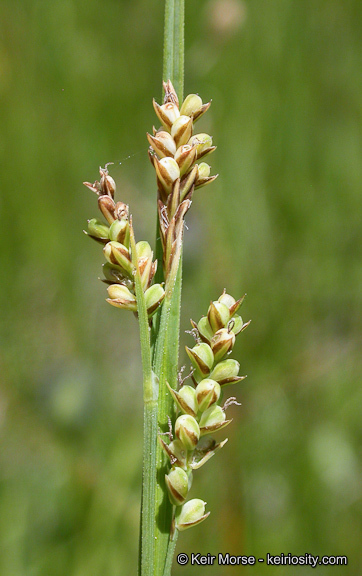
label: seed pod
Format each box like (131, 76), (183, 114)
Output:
(86, 218), (110, 242)
(174, 144), (197, 177)
(175, 414), (200, 451)
(180, 94), (211, 122)
(207, 301), (230, 332)
(218, 292), (236, 309)
(147, 131), (176, 158)
(171, 115), (193, 147)
(165, 467), (190, 506)
(197, 162), (210, 179)
(144, 284), (165, 317)
(136, 241), (153, 260)
(195, 162), (218, 189)
(99, 167), (116, 198)
(176, 499), (210, 531)
(209, 359), (246, 386)
(196, 316), (214, 344)
(109, 219), (130, 248)
(180, 94), (203, 117)
(98, 195), (116, 224)
(196, 379), (221, 412)
(103, 241), (134, 277)
(185, 343), (214, 383)
(166, 382), (198, 417)
(154, 156), (180, 195)
(153, 100), (180, 130)
(188, 133), (214, 158)
(218, 292), (245, 317)
(106, 284), (137, 311)
(199, 405), (232, 435)
(210, 328), (236, 363)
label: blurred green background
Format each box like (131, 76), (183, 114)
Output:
(1, 0), (361, 574)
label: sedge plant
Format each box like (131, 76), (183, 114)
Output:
(82, 1), (249, 574)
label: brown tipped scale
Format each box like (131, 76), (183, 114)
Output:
(176, 499), (210, 532)
(106, 284), (137, 312)
(210, 328), (236, 363)
(153, 99), (180, 131)
(191, 438), (228, 470)
(98, 195), (116, 224)
(99, 166), (116, 198)
(166, 382), (198, 417)
(195, 174), (219, 189)
(180, 165), (198, 201)
(154, 156), (180, 199)
(147, 131), (176, 158)
(103, 241), (134, 277)
(199, 405), (232, 436)
(165, 467), (189, 506)
(166, 178), (181, 220)
(171, 115), (193, 148)
(174, 144), (198, 177)
(163, 79), (179, 107)
(158, 437), (186, 468)
(192, 100), (212, 122)
(175, 415), (200, 451)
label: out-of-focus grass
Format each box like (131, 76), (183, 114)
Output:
(0, 0), (361, 574)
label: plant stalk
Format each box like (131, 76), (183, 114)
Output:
(152, 2), (185, 573)
(131, 224), (159, 576)
(139, 0), (185, 573)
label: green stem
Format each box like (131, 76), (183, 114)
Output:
(163, 530), (179, 576)
(152, 260), (182, 575)
(131, 224), (158, 576)
(146, 1), (185, 573)
(163, 0), (185, 102)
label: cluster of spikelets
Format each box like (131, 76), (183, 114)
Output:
(148, 80), (217, 282)
(160, 292), (250, 531)
(83, 167), (165, 318)
(83, 79), (217, 313)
